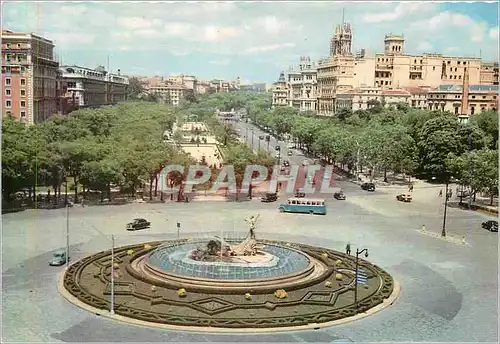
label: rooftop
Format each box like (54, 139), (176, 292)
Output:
(433, 84), (499, 92)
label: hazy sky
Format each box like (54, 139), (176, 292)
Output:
(3, 1), (498, 83)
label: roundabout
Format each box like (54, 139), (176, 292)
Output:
(60, 233), (398, 332)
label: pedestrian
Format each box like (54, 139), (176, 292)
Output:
(439, 189), (443, 197)
(345, 242), (351, 256)
(409, 184), (414, 192)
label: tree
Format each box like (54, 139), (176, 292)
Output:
(470, 110), (498, 149)
(447, 149), (499, 205)
(336, 108), (352, 121)
(127, 77), (144, 100)
(417, 115), (462, 181)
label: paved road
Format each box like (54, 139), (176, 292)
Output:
(2, 189), (498, 342)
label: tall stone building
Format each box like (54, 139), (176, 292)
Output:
(271, 71), (287, 107)
(286, 56), (317, 112)
(1, 30), (60, 124)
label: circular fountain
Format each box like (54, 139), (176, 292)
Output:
(129, 235), (328, 293)
(60, 216), (398, 331)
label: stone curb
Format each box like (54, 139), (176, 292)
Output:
(58, 269), (401, 334)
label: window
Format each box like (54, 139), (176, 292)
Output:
(5, 88), (11, 96)
(20, 79), (26, 86)
(17, 43), (21, 48)
(471, 107), (475, 115)
(5, 100), (11, 108)
(20, 101), (26, 108)
(20, 89), (25, 96)
(20, 111), (26, 118)
(6, 43), (11, 48)
(472, 96), (475, 99)
(5, 78), (11, 85)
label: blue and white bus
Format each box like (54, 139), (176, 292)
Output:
(278, 198), (327, 215)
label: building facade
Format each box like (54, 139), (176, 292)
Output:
(150, 83), (186, 107)
(271, 72), (288, 107)
(59, 65), (128, 114)
(282, 56), (317, 112)
(427, 84), (498, 115)
(335, 87), (411, 112)
(273, 20), (498, 118)
(1, 29), (59, 124)
(480, 62), (499, 85)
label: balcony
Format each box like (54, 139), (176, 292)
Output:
(376, 64), (393, 70)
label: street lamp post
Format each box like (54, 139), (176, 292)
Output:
(66, 204), (70, 268)
(354, 248), (369, 313)
(84, 220), (116, 314)
(275, 147), (281, 193)
(251, 128), (254, 149)
(110, 234), (115, 314)
(442, 181), (450, 237)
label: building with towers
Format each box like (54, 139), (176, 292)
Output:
(273, 15), (498, 117)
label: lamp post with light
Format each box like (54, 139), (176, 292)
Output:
(354, 248), (369, 312)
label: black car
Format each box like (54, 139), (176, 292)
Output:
(126, 218), (151, 231)
(261, 192), (278, 202)
(334, 192), (346, 200)
(482, 220), (498, 232)
(361, 182), (376, 192)
(295, 188), (306, 198)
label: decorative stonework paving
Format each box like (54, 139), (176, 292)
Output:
(62, 239), (395, 329)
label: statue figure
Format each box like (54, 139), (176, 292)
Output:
(244, 214), (260, 239)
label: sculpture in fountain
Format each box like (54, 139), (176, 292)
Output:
(190, 214), (264, 261)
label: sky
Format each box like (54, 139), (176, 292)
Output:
(2, 1), (499, 83)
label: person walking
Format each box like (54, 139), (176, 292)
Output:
(345, 242), (351, 255)
(439, 189), (443, 197)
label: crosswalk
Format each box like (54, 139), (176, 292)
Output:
(356, 268), (368, 285)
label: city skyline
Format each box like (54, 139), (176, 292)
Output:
(2, 2), (499, 82)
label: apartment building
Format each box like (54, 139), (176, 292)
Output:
(139, 75), (164, 90)
(1, 29), (59, 124)
(150, 83), (186, 106)
(283, 56), (318, 112)
(167, 74), (197, 91)
(59, 65), (128, 114)
(480, 62), (499, 85)
(271, 72), (288, 107)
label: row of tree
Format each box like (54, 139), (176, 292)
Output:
(244, 98), (498, 203)
(2, 103), (195, 205)
(2, 92), (277, 205)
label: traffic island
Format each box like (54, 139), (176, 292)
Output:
(60, 239), (399, 332)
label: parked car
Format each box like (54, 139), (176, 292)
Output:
(261, 192), (278, 203)
(287, 150), (293, 156)
(295, 188), (306, 198)
(396, 193), (413, 202)
(49, 251), (69, 266)
(361, 182), (376, 192)
(333, 192), (346, 200)
(482, 220), (498, 232)
(126, 218), (151, 231)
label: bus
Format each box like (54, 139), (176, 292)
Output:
(278, 198), (327, 215)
